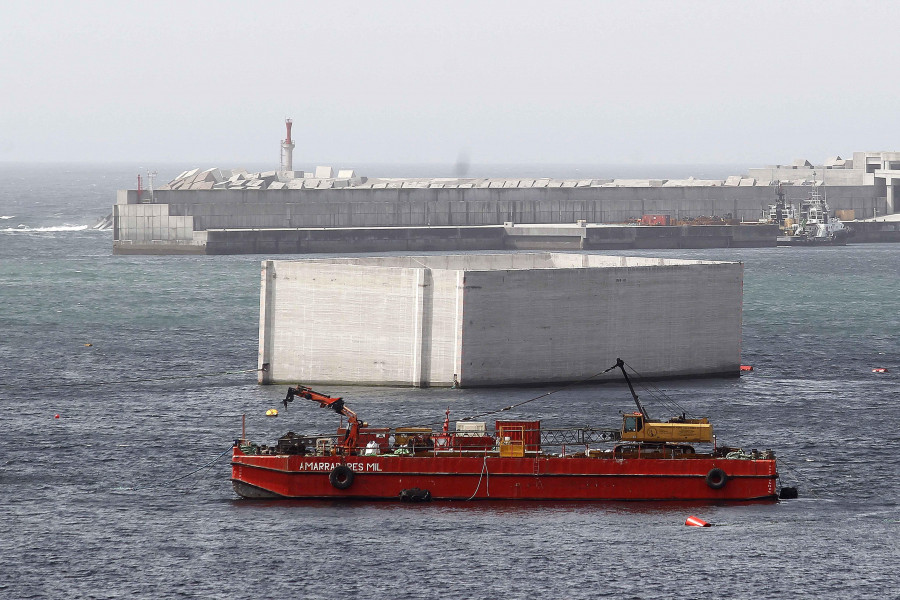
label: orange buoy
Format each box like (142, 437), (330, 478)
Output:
(685, 515), (711, 527)
(872, 368), (888, 373)
(740, 365), (753, 372)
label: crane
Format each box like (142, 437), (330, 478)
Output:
(283, 385), (364, 454)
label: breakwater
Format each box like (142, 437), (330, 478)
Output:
(113, 223), (778, 255)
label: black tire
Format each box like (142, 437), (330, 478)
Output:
(329, 465), (355, 490)
(706, 467), (728, 490)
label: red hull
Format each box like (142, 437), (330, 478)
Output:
(231, 448), (778, 501)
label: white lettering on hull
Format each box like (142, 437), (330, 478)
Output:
(299, 462), (382, 472)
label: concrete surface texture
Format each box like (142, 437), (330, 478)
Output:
(257, 253), (743, 387)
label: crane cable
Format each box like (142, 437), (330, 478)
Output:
(419, 361), (623, 428)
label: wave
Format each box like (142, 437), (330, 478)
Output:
(1, 215), (14, 219)
(1, 224), (90, 233)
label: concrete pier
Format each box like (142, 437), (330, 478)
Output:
(257, 253), (743, 387)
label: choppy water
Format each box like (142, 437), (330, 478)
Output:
(1, 164), (898, 599)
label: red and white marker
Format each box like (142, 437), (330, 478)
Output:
(685, 515), (711, 527)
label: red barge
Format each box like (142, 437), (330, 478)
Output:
(232, 360), (786, 502)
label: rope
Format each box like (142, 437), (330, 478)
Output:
(467, 456), (490, 500)
(420, 362), (622, 428)
(620, 361), (689, 417)
(117, 446), (233, 492)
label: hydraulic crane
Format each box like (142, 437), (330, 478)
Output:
(283, 385), (363, 454)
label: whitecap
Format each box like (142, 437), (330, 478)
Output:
(0, 215), (14, 220)
(1, 224), (89, 233)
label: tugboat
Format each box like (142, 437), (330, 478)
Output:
(231, 359), (787, 502)
(767, 179), (849, 246)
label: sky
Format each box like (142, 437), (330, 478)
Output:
(2, 0), (899, 168)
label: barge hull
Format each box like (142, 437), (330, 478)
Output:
(231, 450), (777, 501)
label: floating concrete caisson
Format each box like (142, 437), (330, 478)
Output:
(257, 252), (744, 387)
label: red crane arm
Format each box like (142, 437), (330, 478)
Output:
(283, 386), (361, 453)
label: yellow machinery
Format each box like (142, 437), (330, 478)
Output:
(614, 358), (714, 445)
(619, 412), (712, 443)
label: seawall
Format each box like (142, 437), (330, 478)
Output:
(113, 223), (777, 255)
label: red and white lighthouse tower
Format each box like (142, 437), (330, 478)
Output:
(280, 118), (295, 172)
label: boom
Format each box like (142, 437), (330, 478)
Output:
(283, 385), (362, 454)
(616, 358), (649, 420)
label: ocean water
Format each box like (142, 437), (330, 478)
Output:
(1, 163), (898, 599)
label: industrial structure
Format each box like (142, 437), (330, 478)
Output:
(111, 122), (900, 254)
(280, 119), (294, 173)
(257, 253), (743, 387)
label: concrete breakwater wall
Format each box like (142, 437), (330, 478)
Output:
(845, 220), (900, 243)
(146, 184), (882, 228)
(113, 183), (873, 254)
(112, 223), (777, 255)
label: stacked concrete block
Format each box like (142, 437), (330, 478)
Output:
(113, 203), (195, 245)
(257, 252), (743, 387)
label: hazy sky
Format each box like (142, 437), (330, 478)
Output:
(2, 1), (898, 167)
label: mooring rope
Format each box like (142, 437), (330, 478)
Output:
(117, 446), (233, 492)
(467, 455), (490, 500)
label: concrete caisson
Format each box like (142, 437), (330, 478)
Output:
(257, 252), (743, 387)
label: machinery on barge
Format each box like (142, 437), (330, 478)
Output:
(231, 359), (789, 501)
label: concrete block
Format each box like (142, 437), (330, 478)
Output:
(315, 166), (334, 179)
(258, 252), (743, 387)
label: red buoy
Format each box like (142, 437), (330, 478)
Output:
(740, 365), (753, 372)
(872, 368), (888, 373)
(685, 515), (711, 527)
(54, 414), (60, 419)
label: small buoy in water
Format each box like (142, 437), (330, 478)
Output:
(265, 408), (278, 417)
(872, 367), (888, 373)
(740, 365), (753, 372)
(685, 515), (711, 527)
(54, 414), (60, 419)
(84, 343), (92, 347)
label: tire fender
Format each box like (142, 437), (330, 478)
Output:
(706, 467), (728, 490)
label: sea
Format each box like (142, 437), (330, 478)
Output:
(1, 162), (897, 599)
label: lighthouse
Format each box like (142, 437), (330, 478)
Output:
(280, 118), (295, 173)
